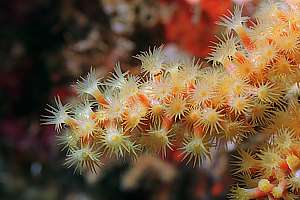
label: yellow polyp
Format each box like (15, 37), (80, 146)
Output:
(272, 186), (283, 198)
(152, 130), (169, 145)
(257, 87), (269, 101)
(233, 149), (258, 175)
(193, 143), (204, 154)
(229, 186), (252, 200)
(151, 104), (163, 116)
(77, 119), (96, 141)
(286, 155), (300, 171)
(206, 112), (218, 124)
(235, 61), (254, 78)
(200, 107), (224, 134)
(251, 105), (265, 119)
(182, 134), (211, 166)
(265, 48), (276, 59)
(81, 151), (89, 160)
(230, 96), (249, 115)
(111, 134), (122, 144)
(146, 126), (172, 156)
(258, 179), (273, 193)
(173, 103), (183, 113)
(211, 94), (227, 108)
(126, 115), (140, 130)
(275, 32), (300, 53)
(171, 83), (185, 94)
(95, 110), (106, 122)
(233, 85), (243, 96)
(274, 56), (294, 75)
(65, 117), (78, 129)
(166, 95), (188, 120)
(199, 90), (209, 98)
(124, 104), (147, 130)
(80, 121), (94, 133)
(189, 110), (200, 122)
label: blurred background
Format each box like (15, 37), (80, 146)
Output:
(0, 0), (260, 199)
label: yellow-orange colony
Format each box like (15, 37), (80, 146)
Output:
(43, 1), (300, 199)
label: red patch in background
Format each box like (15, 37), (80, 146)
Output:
(163, 0), (232, 57)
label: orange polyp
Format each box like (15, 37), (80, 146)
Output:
(80, 133), (93, 145)
(291, 23), (299, 32)
(162, 115), (173, 130)
(234, 52), (247, 64)
(279, 160), (290, 172)
(137, 93), (150, 108)
(153, 73), (162, 82)
(189, 111), (200, 123)
(276, 10), (288, 22)
(102, 119), (110, 128)
(267, 38), (273, 45)
(186, 83), (195, 94)
(103, 120), (116, 130)
(193, 126), (205, 137)
(172, 149), (184, 162)
(250, 188), (267, 199)
(90, 112), (97, 120)
(290, 147), (300, 158)
(94, 92), (108, 106)
(235, 61), (255, 78)
(236, 26), (256, 51)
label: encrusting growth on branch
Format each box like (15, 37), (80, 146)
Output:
(42, 1), (300, 199)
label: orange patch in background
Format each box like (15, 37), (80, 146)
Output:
(163, 0), (232, 57)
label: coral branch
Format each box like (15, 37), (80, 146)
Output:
(42, 1), (300, 199)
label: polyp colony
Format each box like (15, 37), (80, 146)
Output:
(43, 1), (300, 199)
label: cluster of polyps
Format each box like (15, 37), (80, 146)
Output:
(230, 127), (300, 199)
(43, 0), (300, 198)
